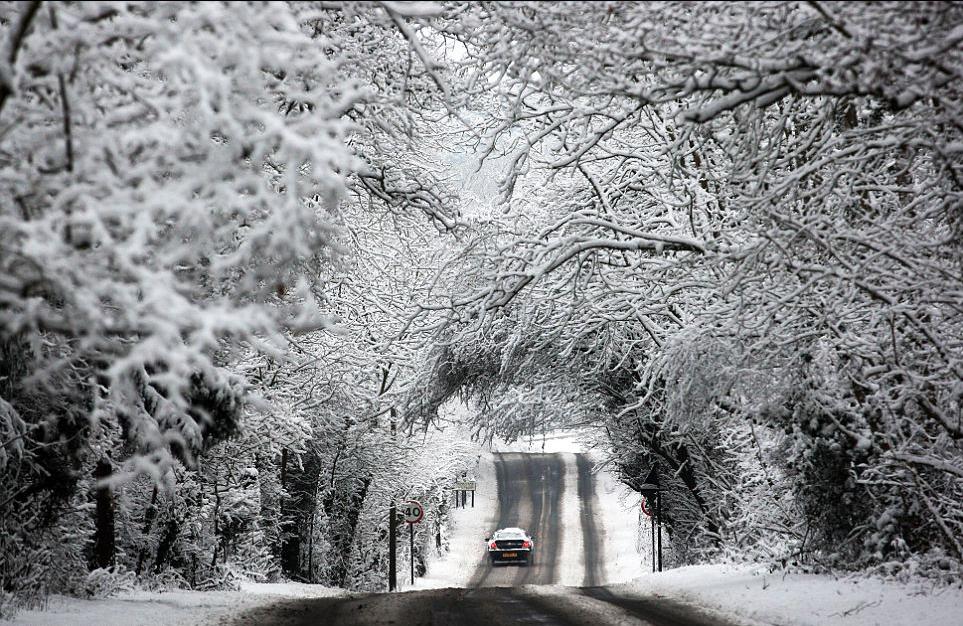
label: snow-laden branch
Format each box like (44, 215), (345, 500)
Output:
(0, 0), (41, 116)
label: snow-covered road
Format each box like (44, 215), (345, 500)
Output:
(413, 441), (646, 593)
(228, 451), (744, 626)
(469, 452), (597, 588)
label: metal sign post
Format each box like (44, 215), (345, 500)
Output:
(656, 491), (663, 572)
(640, 494), (655, 572)
(639, 465), (664, 573)
(402, 500), (424, 586)
(388, 501), (397, 591)
(653, 509), (658, 572)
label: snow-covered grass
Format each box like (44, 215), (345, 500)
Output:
(5, 582), (346, 626)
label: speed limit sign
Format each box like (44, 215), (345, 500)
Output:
(402, 500), (424, 524)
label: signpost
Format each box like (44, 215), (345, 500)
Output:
(640, 494), (652, 517)
(388, 501), (398, 591)
(453, 480), (476, 508)
(402, 500), (424, 585)
(639, 466), (664, 573)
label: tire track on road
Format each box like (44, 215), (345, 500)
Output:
(468, 452), (511, 588)
(580, 586), (749, 626)
(518, 453), (563, 585)
(576, 453), (602, 587)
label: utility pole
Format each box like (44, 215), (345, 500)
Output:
(388, 405), (398, 592)
(650, 506), (656, 573)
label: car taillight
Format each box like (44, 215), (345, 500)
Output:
(489, 541), (497, 549)
(522, 540), (531, 548)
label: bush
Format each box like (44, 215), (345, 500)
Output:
(81, 567), (136, 598)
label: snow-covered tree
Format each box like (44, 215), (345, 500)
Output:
(409, 0), (963, 576)
(0, 0), (467, 612)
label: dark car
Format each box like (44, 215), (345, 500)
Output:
(486, 527), (535, 565)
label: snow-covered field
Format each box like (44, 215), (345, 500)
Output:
(8, 431), (963, 626)
(5, 582), (346, 626)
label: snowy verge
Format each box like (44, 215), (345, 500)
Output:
(611, 564), (963, 626)
(4, 581), (347, 626)
(586, 447), (647, 585)
(412, 451), (498, 590)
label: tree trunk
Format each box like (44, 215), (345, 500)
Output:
(135, 486), (159, 575)
(280, 449), (322, 580)
(91, 457), (115, 570)
(153, 517), (180, 574)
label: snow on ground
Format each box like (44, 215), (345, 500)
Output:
(5, 582), (346, 626)
(490, 430), (587, 454)
(11, 429), (962, 626)
(591, 452), (650, 584)
(413, 451), (498, 590)
(609, 563), (963, 626)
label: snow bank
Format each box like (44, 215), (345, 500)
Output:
(613, 564), (963, 626)
(5, 582), (346, 626)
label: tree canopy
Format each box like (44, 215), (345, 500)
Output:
(1, 1), (960, 615)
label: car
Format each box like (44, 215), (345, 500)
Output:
(486, 527), (535, 566)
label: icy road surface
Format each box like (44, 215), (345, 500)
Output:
(228, 452), (745, 626)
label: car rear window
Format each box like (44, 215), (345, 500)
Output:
(497, 531), (525, 539)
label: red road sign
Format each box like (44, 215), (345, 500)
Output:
(640, 495), (652, 517)
(402, 500), (424, 524)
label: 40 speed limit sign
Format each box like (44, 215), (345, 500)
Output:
(402, 500), (424, 524)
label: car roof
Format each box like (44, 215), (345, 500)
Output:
(495, 527), (528, 535)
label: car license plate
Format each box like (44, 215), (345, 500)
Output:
(503, 552), (517, 558)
